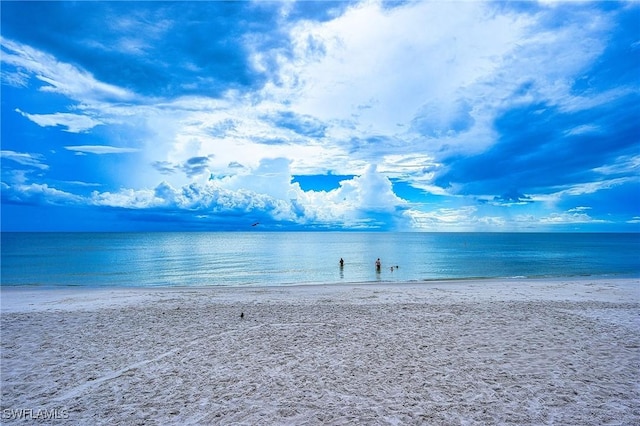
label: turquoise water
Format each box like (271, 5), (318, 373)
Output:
(1, 232), (638, 288)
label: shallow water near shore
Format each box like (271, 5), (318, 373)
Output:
(2, 232), (638, 288)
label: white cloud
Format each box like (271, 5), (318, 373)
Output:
(218, 158), (298, 201)
(1, 68), (29, 88)
(567, 206), (591, 213)
(239, 0), (615, 179)
(15, 108), (103, 133)
(564, 124), (601, 137)
(64, 145), (140, 155)
(258, 1), (531, 148)
(2, 182), (84, 205)
(91, 187), (160, 210)
(91, 181), (296, 224)
(136, 1), (538, 188)
(86, 160), (410, 229)
(592, 154), (640, 176)
(62, 180), (102, 187)
(0, 150), (49, 170)
(292, 163), (410, 228)
(331, 164), (406, 212)
(1, 3), (630, 232)
(406, 206), (485, 231)
(0, 37), (134, 101)
(2, 1), (615, 194)
(538, 210), (608, 225)
(404, 203), (611, 231)
(555, 177), (634, 197)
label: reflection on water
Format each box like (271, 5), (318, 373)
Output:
(1, 232), (639, 287)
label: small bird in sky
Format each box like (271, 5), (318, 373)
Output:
(251, 222), (260, 227)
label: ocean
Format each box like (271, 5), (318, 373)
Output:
(1, 232), (638, 288)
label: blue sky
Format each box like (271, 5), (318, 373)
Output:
(1, 1), (638, 232)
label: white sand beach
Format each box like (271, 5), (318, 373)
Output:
(1, 278), (639, 425)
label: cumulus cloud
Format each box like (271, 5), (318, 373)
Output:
(91, 181), (298, 226)
(87, 160), (410, 230)
(219, 158), (298, 201)
(330, 164), (406, 213)
(91, 187), (158, 210)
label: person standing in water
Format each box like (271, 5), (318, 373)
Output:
(375, 258), (381, 272)
(339, 258), (344, 267)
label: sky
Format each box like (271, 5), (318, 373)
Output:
(1, 0), (639, 232)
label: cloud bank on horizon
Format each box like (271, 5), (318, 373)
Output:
(1, 1), (638, 231)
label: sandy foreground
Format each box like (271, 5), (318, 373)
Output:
(1, 279), (639, 425)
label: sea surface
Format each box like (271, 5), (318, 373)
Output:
(1, 232), (638, 288)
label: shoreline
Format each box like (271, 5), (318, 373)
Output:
(1, 277), (638, 313)
(2, 278), (639, 424)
